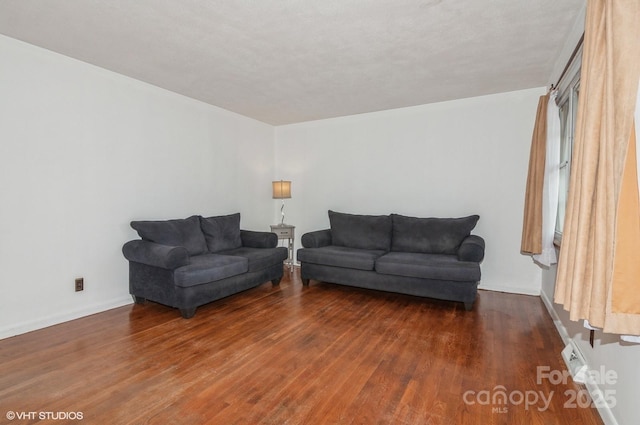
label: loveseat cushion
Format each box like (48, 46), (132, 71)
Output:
(329, 210), (392, 251)
(220, 247), (288, 272)
(131, 215), (207, 256)
(391, 214), (480, 255)
(375, 252), (481, 282)
(200, 213), (242, 253)
(297, 246), (386, 271)
(174, 254), (248, 288)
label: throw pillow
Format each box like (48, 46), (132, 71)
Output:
(200, 213), (242, 253)
(328, 210), (392, 251)
(130, 215), (207, 256)
(391, 214), (480, 254)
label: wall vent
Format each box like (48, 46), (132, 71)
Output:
(561, 343), (587, 383)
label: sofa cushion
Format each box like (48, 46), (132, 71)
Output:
(131, 215), (207, 256)
(301, 229), (333, 248)
(328, 210), (392, 251)
(220, 247), (288, 272)
(297, 246), (386, 271)
(391, 214), (480, 255)
(122, 240), (190, 270)
(375, 252), (481, 282)
(174, 254), (248, 287)
(458, 235), (485, 262)
(200, 213), (242, 253)
(240, 230), (278, 249)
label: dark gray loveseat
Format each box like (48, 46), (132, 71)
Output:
(297, 211), (485, 310)
(122, 213), (287, 318)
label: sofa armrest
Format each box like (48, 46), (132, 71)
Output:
(457, 235), (485, 262)
(241, 230), (278, 248)
(122, 240), (190, 270)
(301, 229), (332, 248)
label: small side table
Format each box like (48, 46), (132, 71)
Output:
(270, 224), (295, 272)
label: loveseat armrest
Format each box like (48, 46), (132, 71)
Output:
(241, 230), (278, 248)
(122, 240), (190, 270)
(301, 229), (332, 248)
(457, 235), (485, 262)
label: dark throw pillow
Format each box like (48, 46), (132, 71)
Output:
(328, 210), (392, 251)
(200, 213), (242, 253)
(130, 215), (207, 256)
(391, 214), (480, 254)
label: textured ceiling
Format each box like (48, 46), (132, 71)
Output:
(0, 0), (584, 125)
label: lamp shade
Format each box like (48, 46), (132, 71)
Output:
(272, 180), (291, 199)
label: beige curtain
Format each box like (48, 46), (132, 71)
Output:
(555, 0), (640, 334)
(521, 94), (549, 256)
(612, 125), (640, 316)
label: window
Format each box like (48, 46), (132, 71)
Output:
(554, 47), (582, 243)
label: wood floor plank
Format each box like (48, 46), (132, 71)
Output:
(0, 269), (604, 425)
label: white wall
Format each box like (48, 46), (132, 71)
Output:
(275, 87), (544, 295)
(0, 35), (275, 338)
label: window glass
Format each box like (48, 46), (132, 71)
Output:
(556, 98), (571, 235)
(554, 51), (581, 242)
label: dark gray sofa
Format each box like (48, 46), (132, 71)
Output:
(297, 211), (485, 310)
(122, 213), (287, 318)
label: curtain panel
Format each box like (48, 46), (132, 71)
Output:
(554, 0), (640, 334)
(521, 94), (549, 256)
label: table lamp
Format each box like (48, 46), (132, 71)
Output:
(272, 180), (291, 226)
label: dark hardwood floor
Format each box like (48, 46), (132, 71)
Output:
(0, 269), (603, 425)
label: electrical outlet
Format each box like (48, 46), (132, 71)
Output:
(75, 277), (84, 292)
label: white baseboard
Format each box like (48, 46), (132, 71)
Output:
(540, 290), (572, 345)
(540, 291), (619, 425)
(478, 282), (540, 296)
(0, 296), (133, 340)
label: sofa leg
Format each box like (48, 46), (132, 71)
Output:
(271, 277), (282, 286)
(463, 301), (474, 311)
(179, 307), (197, 319)
(302, 278), (310, 286)
(132, 295), (146, 304)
